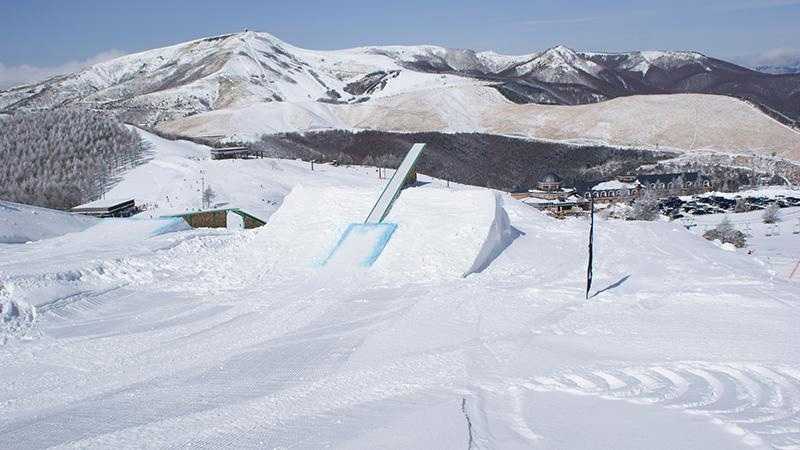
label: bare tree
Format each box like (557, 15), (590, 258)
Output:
(762, 203), (781, 224)
(202, 185), (216, 209)
(335, 152), (354, 166)
(0, 108), (145, 209)
(734, 197), (749, 213)
(626, 191), (660, 221)
(703, 216), (747, 247)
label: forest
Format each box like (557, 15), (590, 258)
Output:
(0, 109), (146, 209)
(253, 130), (678, 192)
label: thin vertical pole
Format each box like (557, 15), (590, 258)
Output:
(586, 196), (595, 300)
(789, 258), (800, 280)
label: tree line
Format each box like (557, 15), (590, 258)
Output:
(253, 129), (672, 192)
(0, 109), (146, 209)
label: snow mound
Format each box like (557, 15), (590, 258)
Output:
(258, 185), (514, 278)
(68, 217), (192, 242)
(0, 200), (98, 243)
(0, 285), (37, 345)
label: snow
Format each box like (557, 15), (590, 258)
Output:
(106, 127), (397, 221)
(0, 200), (98, 243)
(514, 45), (605, 81)
(74, 197), (134, 209)
(2, 133), (800, 448)
(686, 185), (800, 200)
(683, 205), (800, 280)
(257, 185), (512, 279)
(591, 180), (641, 191)
(5, 31), (799, 161)
(160, 86), (800, 160)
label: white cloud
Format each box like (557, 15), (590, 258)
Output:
(734, 47), (800, 68)
(716, 0), (800, 11)
(0, 50), (125, 90)
(522, 16), (600, 25)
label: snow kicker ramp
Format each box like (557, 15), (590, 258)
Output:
(260, 185), (514, 278)
(322, 142), (424, 267)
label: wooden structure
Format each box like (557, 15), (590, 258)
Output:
(72, 198), (137, 218)
(163, 208), (266, 229)
(210, 147), (264, 160)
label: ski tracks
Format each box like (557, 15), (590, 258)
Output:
(528, 362), (800, 449)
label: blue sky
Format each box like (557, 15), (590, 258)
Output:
(0, 0), (798, 87)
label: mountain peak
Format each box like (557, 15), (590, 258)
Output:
(542, 45), (578, 57)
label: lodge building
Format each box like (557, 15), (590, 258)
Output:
(587, 172), (714, 203)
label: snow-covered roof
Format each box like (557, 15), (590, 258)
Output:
(591, 180), (641, 191)
(522, 195), (584, 205)
(527, 187), (573, 194)
(74, 198), (135, 209)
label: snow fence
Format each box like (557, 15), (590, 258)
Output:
(259, 185), (515, 278)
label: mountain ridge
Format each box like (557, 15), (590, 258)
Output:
(1, 31), (799, 155)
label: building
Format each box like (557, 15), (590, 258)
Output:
(162, 208), (266, 229)
(587, 172), (713, 203)
(210, 147), (264, 160)
(71, 198), (137, 218)
(513, 173), (588, 216)
(587, 176), (643, 203)
(637, 173), (713, 195)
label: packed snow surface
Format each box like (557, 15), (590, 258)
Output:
(0, 200), (98, 243)
(2, 134), (800, 449)
(265, 186), (513, 278)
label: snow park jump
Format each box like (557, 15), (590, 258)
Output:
(321, 143), (425, 267)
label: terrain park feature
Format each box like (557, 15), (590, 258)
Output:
(322, 143), (426, 267)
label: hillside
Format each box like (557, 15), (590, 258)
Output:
(163, 87), (800, 160)
(0, 109), (146, 209)
(1, 131), (799, 447)
(1, 31), (799, 159)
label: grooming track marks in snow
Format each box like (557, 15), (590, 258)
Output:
(1, 133), (800, 449)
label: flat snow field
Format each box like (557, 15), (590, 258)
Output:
(2, 133), (800, 449)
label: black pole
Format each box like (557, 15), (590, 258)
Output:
(586, 195), (594, 300)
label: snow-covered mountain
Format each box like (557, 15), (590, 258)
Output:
(0, 32), (493, 125)
(1, 31), (799, 153)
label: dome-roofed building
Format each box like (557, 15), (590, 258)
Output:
(537, 173), (562, 192)
(511, 172), (587, 217)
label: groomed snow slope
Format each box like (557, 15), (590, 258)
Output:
(0, 200), (98, 243)
(105, 128), (405, 221)
(2, 174), (800, 448)
(161, 87), (800, 160)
